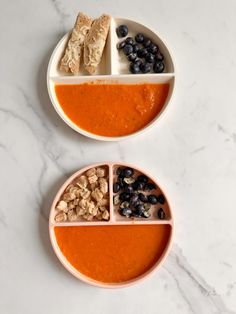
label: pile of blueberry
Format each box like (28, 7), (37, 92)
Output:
(113, 167), (166, 219)
(116, 25), (165, 74)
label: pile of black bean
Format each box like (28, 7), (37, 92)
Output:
(116, 24), (165, 74)
(113, 167), (166, 219)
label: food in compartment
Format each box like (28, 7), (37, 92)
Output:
(54, 224), (171, 283)
(60, 12), (93, 74)
(55, 82), (169, 137)
(54, 166), (109, 222)
(113, 167), (166, 219)
(116, 24), (165, 74)
(59, 13), (110, 75)
(84, 14), (111, 74)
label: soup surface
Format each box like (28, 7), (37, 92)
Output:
(55, 83), (169, 137)
(54, 225), (171, 283)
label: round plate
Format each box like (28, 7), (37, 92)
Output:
(49, 162), (174, 288)
(47, 17), (176, 141)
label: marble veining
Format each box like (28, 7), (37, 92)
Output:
(0, 0), (236, 313)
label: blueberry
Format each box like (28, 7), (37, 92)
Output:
(137, 48), (148, 58)
(125, 37), (134, 45)
(124, 185), (134, 194)
(120, 207), (132, 217)
(123, 167), (134, 177)
(148, 43), (158, 54)
(153, 61), (165, 73)
(119, 192), (130, 201)
(140, 62), (151, 74)
(143, 38), (152, 47)
(127, 53), (137, 62)
(142, 211), (151, 218)
(113, 182), (120, 193)
(123, 44), (133, 55)
(157, 208), (166, 219)
(157, 194), (165, 204)
(132, 44), (140, 53)
(145, 183), (156, 191)
(138, 193), (148, 203)
(134, 59), (142, 66)
(155, 52), (164, 61)
(130, 194), (139, 206)
(117, 41), (126, 50)
(132, 181), (145, 191)
(129, 62), (140, 74)
(135, 33), (144, 43)
(148, 195), (158, 204)
(145, 53), (155, 63)
(116, 25), (129, 38)
(137, 175), (148, 183)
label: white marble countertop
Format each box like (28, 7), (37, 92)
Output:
(0, 0), (236, 313)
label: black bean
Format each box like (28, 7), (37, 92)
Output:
(113, 182), (120, 193)
(120, 207), (132, 217)
(148, 195), (158, 204)
(157, 208), (166, 219)
(137, 175), (149, 183)
(124, 185), (134, 194)
(157, 194), (165, 204)
(123, 167), (134, 178)
(138, 193), (148, 203)
(119, 192), (130, 201)
(143, 37), (151, 47)
(130, 194), (139, 206)
(145, 183), (156, 191)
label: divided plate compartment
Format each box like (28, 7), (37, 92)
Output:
(49, 162), (174, 288)
(47, 17), (176, 141)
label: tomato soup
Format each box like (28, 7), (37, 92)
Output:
(55, 83), (169, 137)
(54, 225), (171, 283)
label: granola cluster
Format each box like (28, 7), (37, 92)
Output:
(55, 167), (109, 222)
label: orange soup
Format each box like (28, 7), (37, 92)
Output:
(54, 225), (171, 283)
(55, 83), (169, 137)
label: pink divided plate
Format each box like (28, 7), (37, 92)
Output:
(47, 17), (175, 141)
(49, 162), (174, 288)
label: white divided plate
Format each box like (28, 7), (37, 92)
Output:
(47, 17), (176, 141)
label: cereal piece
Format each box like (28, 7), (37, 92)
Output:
(99, 177), (108, 194)
(96, 167), (106, 177)
(86, 168), (96, 177)
(79, 199), (87, 209)
(98, 198), (109, 206)
(91, 206), (98, 216)
(88, 174), (98, 184)
(102, 210), (109, 220)
(90, 182), (98, 190)
(99, 206), (107, 212)
(96, 211), (103, 220)
(68, 186), (79, 194)
(83, 213), (94, 221)
(80, 188), (91, 199)
(55, 211), (67, 222)
(73, 198), (80, 206)
(63, 192), (76, 202)
(76, 206), (86, 216)
(68, 202), (75, 210)
(66, 184), (75, 192)
(91, 188), (103, 202)
(87, 201), (95, 214)
(76, 175), (88, 188)
(56, 200), (68, 212)
(67, 209), (77, 221)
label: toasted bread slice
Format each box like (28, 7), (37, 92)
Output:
(83, 14), (111, 74)
(60, 12), (93, 74)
